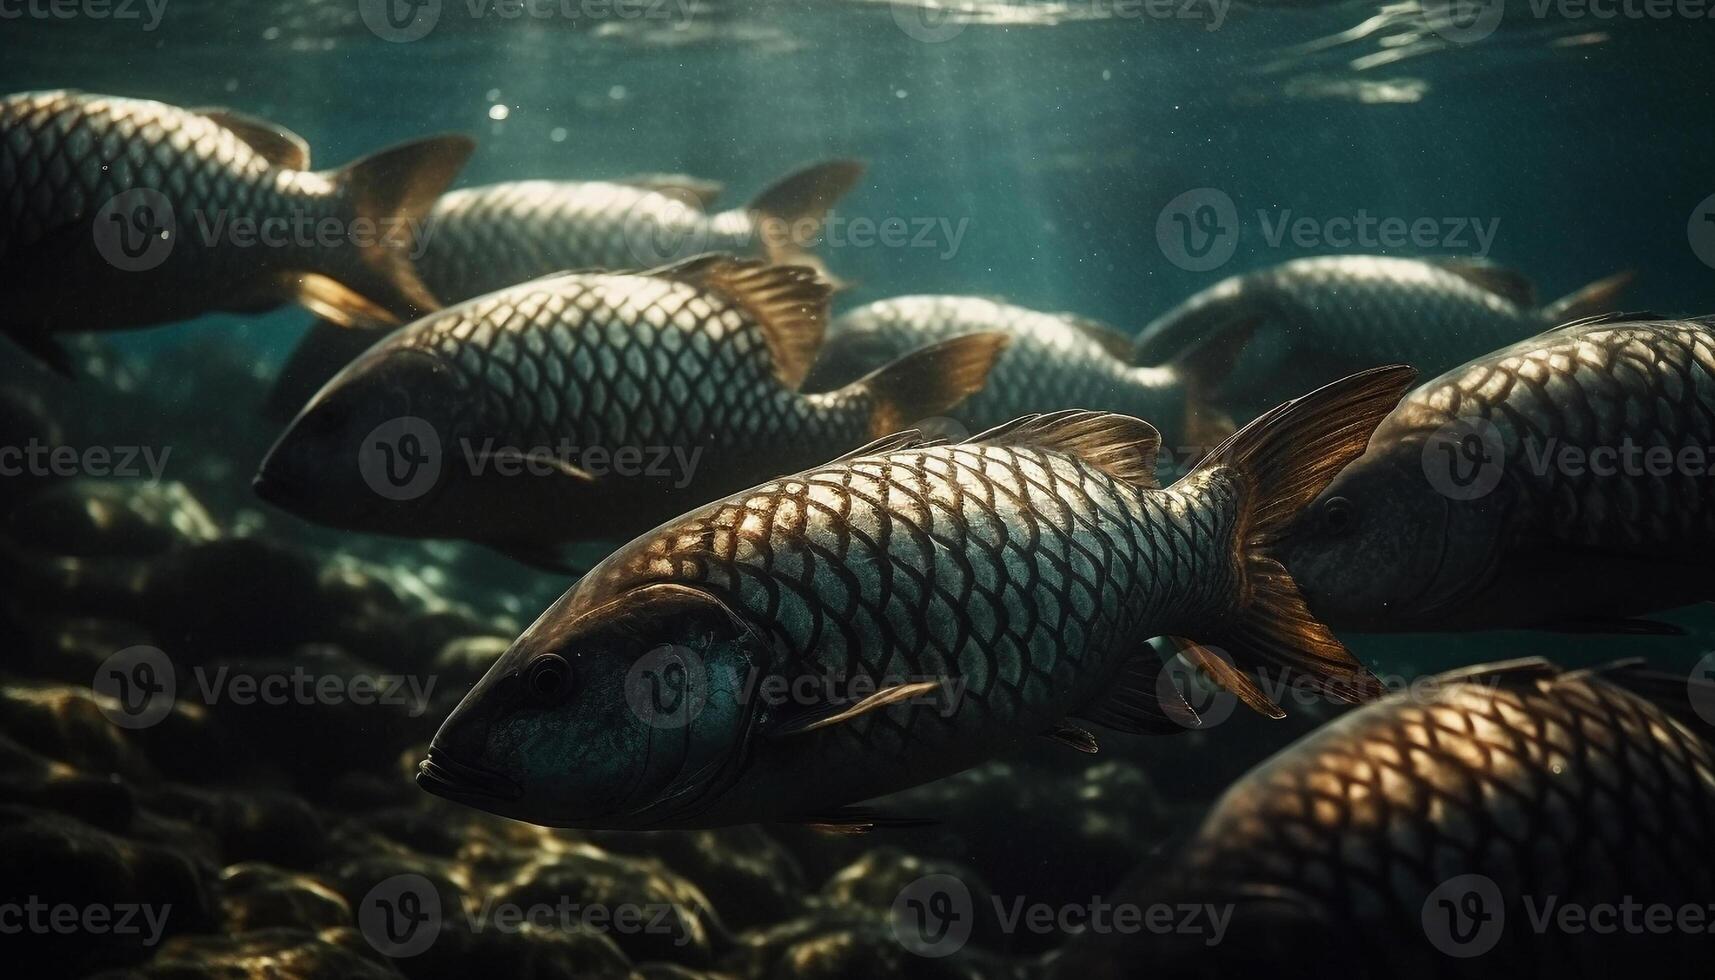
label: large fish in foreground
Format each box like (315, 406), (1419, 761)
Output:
(415, 366), (1416, 829)
(1281, 315), (1715, 634)
(1056, 658), (1715, 979)
(801, 295), (1238, 454)
(0, 90), (473, 372)
(412, 160), (865, 302)
(255, 255), (1005, 569)
(1134, 255), (1633, 418)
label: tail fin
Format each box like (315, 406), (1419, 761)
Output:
(843, 332), (1009, 439)
(316, 134), (475, 327)
(743, 159), (865, 286)
(1540, 269), (1635, 324)
(1187, 365), (1418, 712)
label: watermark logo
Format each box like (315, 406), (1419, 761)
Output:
(624, 644), (710, 730)
(359, 417), (443, 502)
(1157, 188), (1238, 273)
(1690, 652), (1715, 727)
(93, 645), (177, 730)
(1690, 193), (1715, 271)
(1421, 417), (1505, 501)
(1422, 874), (1505, 957)
(359, 874), (442, 957)
(92, 648), (437, 730)
(891, 1), (967, 42)
(1421, 0), (1507, 42)
(621, 190), (711, 267)
(359, 0), (443, 41)
(0, 897), (171, 946)
(93, 188), (175, 272)
(0, 441), (171, 482)
(891, 874), (974, 957)
(0, 0), (168, 30)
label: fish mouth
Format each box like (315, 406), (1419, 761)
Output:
(416, 745), (523, 803)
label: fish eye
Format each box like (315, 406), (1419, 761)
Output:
(1321, 496), (1355, 535)
(524, 654), (574, 704)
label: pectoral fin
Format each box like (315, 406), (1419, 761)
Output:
(763, 679), (945, 737)
(1079, 652), (1203, 734)
(473, 447), (599, 483)
(793, 807), (937, 835)
(1043, 721), (1100, 754)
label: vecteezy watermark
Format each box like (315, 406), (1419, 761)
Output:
(357, 873), (695, 958)
(1689, 652), (1715, 727)
(0, 440), (172, 483)
(1422, 873), (1715, 957)
(890, 874), (1232, 957)
(618, 197), (972, 269)
(356, 419), (707, 501)
(1159, 643), (1505, 729)
(1421, 417), (1507, 502)
(0, 0), (168, 30)
(889, 0), (1230, 43)
(92, 190), (434, 272)
(1690, 193), (1715, 271)
(358, 0), (694, 43)
(92, 645), (437, 730)
(622, 642), (966, 731)
(1156, 188), (1500, 272)
(1420, 0), (1507, 43)
(0, 897), (172, 947)
(1421, 420), (1715, 502)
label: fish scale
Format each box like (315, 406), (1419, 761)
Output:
(815, 295), (1187, 436)
(413, 181), (759, 303)
(1383, 318), (1715, 552)
(575, 441), (1238, 760)
(1121, 661), (1715, 977)
(1, 90), (317, 268)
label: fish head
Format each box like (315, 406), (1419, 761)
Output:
(419, 581), (764, 828)
(254, 345), (465, 535)
(1279, 442), (1511, 630)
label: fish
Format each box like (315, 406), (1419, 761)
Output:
(1133, 255), (1633, 419)
(414, 365), (1417, 830)
(801, 295), (1241, 455)
(254, 255), (1007, 571)
(0, 89), (474, 373)
(1280, 314), (1715, 634)
(411, 159), (865, 303)
(1054, 658), (1715, 979)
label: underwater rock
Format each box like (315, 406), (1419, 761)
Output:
(728, 912), (1022, 980)
(0, 804), (214, 975)
(91, 927), (400, 979)
(431, 634), (512, 686)
(0, 731), (137, 831)
(0, 680), (165, 783)
(15, 614), (157, 686)
(3, 479), (219, 559)
(146, 787), (331, 871)
(587, 827), (808, 932)
(483, 845), (723, 967)
(141, 538), (325, 664)
(216, 863), (353, 934)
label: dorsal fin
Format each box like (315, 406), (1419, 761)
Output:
(196, 107), (311, 169)
(1433, 258), (1536, 308)
(1545, 310), (1665, 333)
(1056, 313), (1136, 361)
(829, 430), (950, 463)
(615, 173), (724, 210)
(968, 410), (1160, 488)
(648, 254), (830, 390)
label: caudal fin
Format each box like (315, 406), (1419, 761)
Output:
(846, 332), (1009, 439)
(1540, 269), (1636, 324)
(314, 133), (475, 327)
(1188, 365), (1417, 713)
(743, 159), (865, 287)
